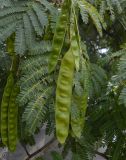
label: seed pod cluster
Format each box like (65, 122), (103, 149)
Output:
(55, 1), (89, 143)
(0, 36), (19, 152)
(0, 73), (19, 152)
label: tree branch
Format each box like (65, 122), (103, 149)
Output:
(25, 137), (56, 160)
(95, 150), (109, 160)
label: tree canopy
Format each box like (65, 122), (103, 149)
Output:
(0, 0), (126, 159)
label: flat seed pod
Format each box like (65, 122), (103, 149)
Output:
(55, 48), (75, 144)
(1, 73), (14, 146)
(48, 0), (70, 72)
(8, 85), (19, 152)
(6, 35), (15, 56)
(71, 9), (81, 71)
(71, 58), (89, 138)
(71, 27), (80, 71)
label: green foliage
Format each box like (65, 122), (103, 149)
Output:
(0, 43), (11, 101)
(34, 157), (44, 160)
(0, 0), (57, 55)
(78, 0), (106, 36)
(51, 151), (63, 160)
(0, 0), (126, 159)
(17, 40), (54, 134)
(99, 0), (122, 20)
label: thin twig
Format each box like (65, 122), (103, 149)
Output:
(25, 137), (56, 160)
(21, 142), (30, 156)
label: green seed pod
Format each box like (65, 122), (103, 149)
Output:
(6, 35), (15, 56)
(71, 27), (80, 71)
(71, 58), (89, 138)
(48, 0), (70, 72)
(8, 85), (20, 152)
(70, 9), (82, 71)
(55, 48), (75, 144)
(1, 73), (14, 146)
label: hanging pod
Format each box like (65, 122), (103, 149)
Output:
(8, 85), (19, 152)
(70, 25), (80, 71)
(71, 93), (88, 138)
(1, 73), (14, 146)
(70, 6), (81, 71)
(71, 59), (89, 138)
(6, 35), (15, 56)
(55, 48), (75, 144)
(48, 0), (70, 73)
(1, 35), (19, 151)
